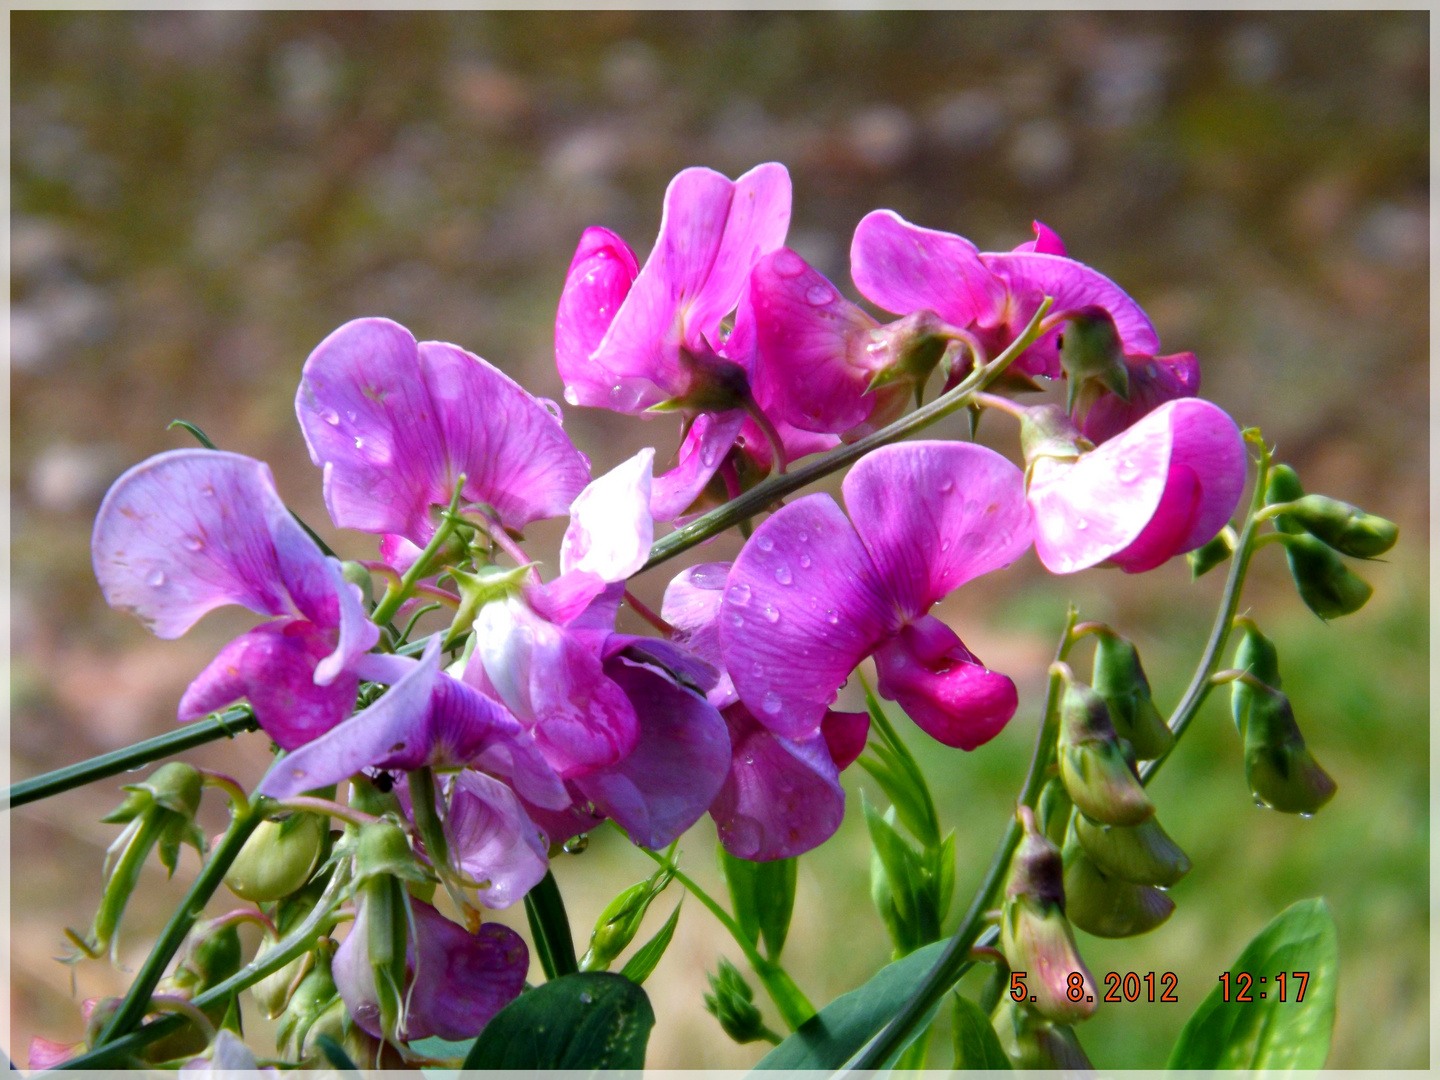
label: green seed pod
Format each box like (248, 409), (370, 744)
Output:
(1188, 528), (1235, 579)
(1090, 630), (1174, 761)
(1284, 534), (1374, 619)
(225, 814), (324, 902)
(1285, 494), (1399, 559)
(1056, 666), (1154, 826)
(340, 561), (375, 607)
(1072, 813), (1190, 887)
(298, 996), (348, 1065)
(1230, 617), (1282, 737)
(1000, 808), (1095, 1025)
(1062, 818), (1175, 938)
(1264, 464), (1306, 534)
(991, 999), (1092, 1070)
(1243, 683), (1337, 815)
(702, 957), (781, 1045)
(1059, 306), (1129, 416)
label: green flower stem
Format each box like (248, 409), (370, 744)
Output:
(58, 864), (351, 1069)
(92, 794), (269, 1047)
(638, 846), (815, 1032)
(369, 477), (469, 628)
(847, 607), (1079, 1070)
(638, 297), (1054, 575)
(4, 707), (257, 811)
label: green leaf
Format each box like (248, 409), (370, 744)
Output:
(860, 682), (940, 847)
(755, 940), (946, 1069)
(619, 901), (681, 985)
(461, 972), (655, 1069)
(523, 871), (578, 980)
(1167, 898), (1338, 1069)
(951, 992), (1011, 1070)
(719, 848), (797, 960)
(864, 795), (940, 953)
(313, 1034), (360, 1075)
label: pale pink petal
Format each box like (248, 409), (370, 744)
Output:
(379, 533), (425, 574)
(850, 210), (1007, 328)
(842, 441), (1033, 619)
(556, 226), (640, 408)
(720, 494), (895, 740)
(560, 448), (654, 581)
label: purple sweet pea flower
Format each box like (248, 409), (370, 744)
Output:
(333, 897), (528, 1043)
(296, 316), (591, 547)
(91, 449), (379, 750)
(664, 561), (870, 860)
(720, 441), (1033, 750)
(256, 637), (567, 811)
(850, 213), (1158, 383)
(1027, 398), (1246, 575)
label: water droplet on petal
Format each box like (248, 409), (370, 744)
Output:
(728, 583), (752, 606)
(1076, 519), (1088, 531)
(742, 753), (755, 766)
(564, 386), (580, 406)
(1299, 811), (1314, 820)
(805, 284), (834, 306)
(563, 834), (589, 854)
(183, 537), (203, 552)
(346, 410), (357, 422)
(774, 565), (793, 585)
(939, 478), (954, 493)
(762, 603), (780, 623)
(728, 612), (745, 628)
(756, 535), (775, 552)
(826, 609), (839, 625)
(761, 691), (783, 715)
(798, 554), (812, 568)
(320, 407), (340, 425)
(354, 437), (365, 450)
(147, 570), (166, 587)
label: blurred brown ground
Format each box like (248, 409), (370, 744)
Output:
(11, 11), (1428, 1068)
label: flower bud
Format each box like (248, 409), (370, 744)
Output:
(164, 924), (243, 1001)
(1284, 533), (1373, 620)
(1230, 617), (1281, 737)
(341, 561), (375, 607)
(1284, 494), (1398, 559)
(1056, 665), (1154, 826)
(1000, 807), (1096, 1025)
(1035, 778), (1072, 848)
(580, 868), (673, 973)
(702, 957), (780, 1045)
(225, 814), (324, 903)
(355, 819), (435, 887)
(1243, 682), (1337, 815)
(1059, 306), (1129, 416)
(1265, 463), (1306, 533)
(1072, 812), (1190, 887)
(251, 878), (330, 1019)
(1090, 630), (1174, 761)
(277, 944), (340, 1060)
(864, 310), (955, 396)
(1062, 818), (1175, 938)
(991, 999), (1093, 1070)
(104, 761), (204, 823)
(1188, 527), (1235, 579)
(298, 996), (347, 1065)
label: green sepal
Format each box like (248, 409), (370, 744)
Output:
(618, 900), (682, 986)
(991, 999), (1092, 1070)
(1058, 306), (1129, 414)
(354, 819), (435, 887)
(446, 564), (535, 647)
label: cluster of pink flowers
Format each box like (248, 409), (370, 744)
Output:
(88, 161), (1243, 1046)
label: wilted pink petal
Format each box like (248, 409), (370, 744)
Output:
(850, 210), (1007, 330)
(575, 659), (730, 850)
(1079, 351), (1200, 445)
(29, 1037), (83, 1069)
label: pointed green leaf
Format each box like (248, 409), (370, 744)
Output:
(523, 871), (578, 980)
(462, 972), (654, 1069)
(719, 847), (797, 960)
(1167, 898), (1338, 1069)
(619, 901), (682, 985)
(952, 992), (1011, 1069)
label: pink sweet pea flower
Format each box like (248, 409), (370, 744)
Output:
(334, 897), (528, 1043)
(664, 562), (868, 860)
(1025, 398), (1246, 575)
(297, 317), (591, 547)
(1075, 350), (1201, 445)
(92, 450), (379, 750)
(720, 441), (1032, 750)
(850, 213), (1159, 383)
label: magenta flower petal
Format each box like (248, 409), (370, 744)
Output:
(1028, 398), (1245, 574)
(1079, 351), (1201, 445)
(710, 703), (845, 861)
(574, 659), (731, 849)
(179, 623), (359, 751)
(556, 226), (640, 407)
(649, 409), (747, 521)
(842, 441), (1033, 620)
(335, 898), (527, 1042)
(521, 784), (609, 846)
(297, 318), (590, 543)
(748, 248), (881, 434)
(850, 209), (1007, 328)
(560, 448), (654, 581)
(1012, 220), (1068, 256)
(872, 618), (1017, 750)
(736, 414), (840, 474)
(821, 709), (870, 771)
(525, 571), (609, 627)
(93, 450), (319, 638)
(720, 494), (895, 740)
(603, 634), (721, 699)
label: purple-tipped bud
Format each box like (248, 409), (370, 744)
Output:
(1243, 682), (1337, 815)
(1063, 817), (1176, 937)
(991, 999), (1093, 1069)
(1285, 494), (1399, 559)
(1000, 806), (1096, 1025)
(1056, 665), (1155, 826)
(1090, 629), (1174, 761)
(224, 814), (325, 903)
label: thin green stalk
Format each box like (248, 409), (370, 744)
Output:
(58, 865), (350, 1069)
(92, 795), (267, 1046)
(370, 478), (468, 628)
(639, 297), (1054, 574)
(5, 707), (257, 811)
(638, 847), (815, 1032)
(847, 608), (1079, 1070)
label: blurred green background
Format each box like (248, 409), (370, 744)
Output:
(11, 11), (1427, 1068)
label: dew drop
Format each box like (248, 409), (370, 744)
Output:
(805, 284), (834, 306)
(354, 437), (365, 450)
(579, 991), (593, 1004)
(756, 535), (775, 552)
(564, 387), (580, 406)
(761, 691), (783, 715)
(742, 753), (755, 766)
(939, 478), (954, 493)
(825, 609), (839, 625)
(147, 570), (166, 587)
(728, 583), (752, 606)
(1076, 519), (1089, 531)
(799, 554), (812, 568)
(940, 540), (951, 552)
(774, 565), (793, 585)
(320, 407), (340, 425)
(1155, 884), (1170, 892)
(1298, 811), (1314, 820)
(762, 603), (780, 623)
(183, 537), (203, 552)
(727, 612), (745, 628)
(563, 834), (590, 854)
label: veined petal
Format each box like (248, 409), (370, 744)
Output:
(843, 441), (1033, 619)
(720, 494), (894, 740)
(711, 703), (845, 861)
(748, 247), (881, 435)
(574, 659), (731, 850)
(603, 634), (721, 698)
(649, 410), (746, 521)
(850, 210), (1007, 328)
(556, 226), (640, 408)
(179, 623), (358, 751)
(92, 450), (317, 638)
(873, 618), (1017, 750)
(560, 448), (654, 581)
